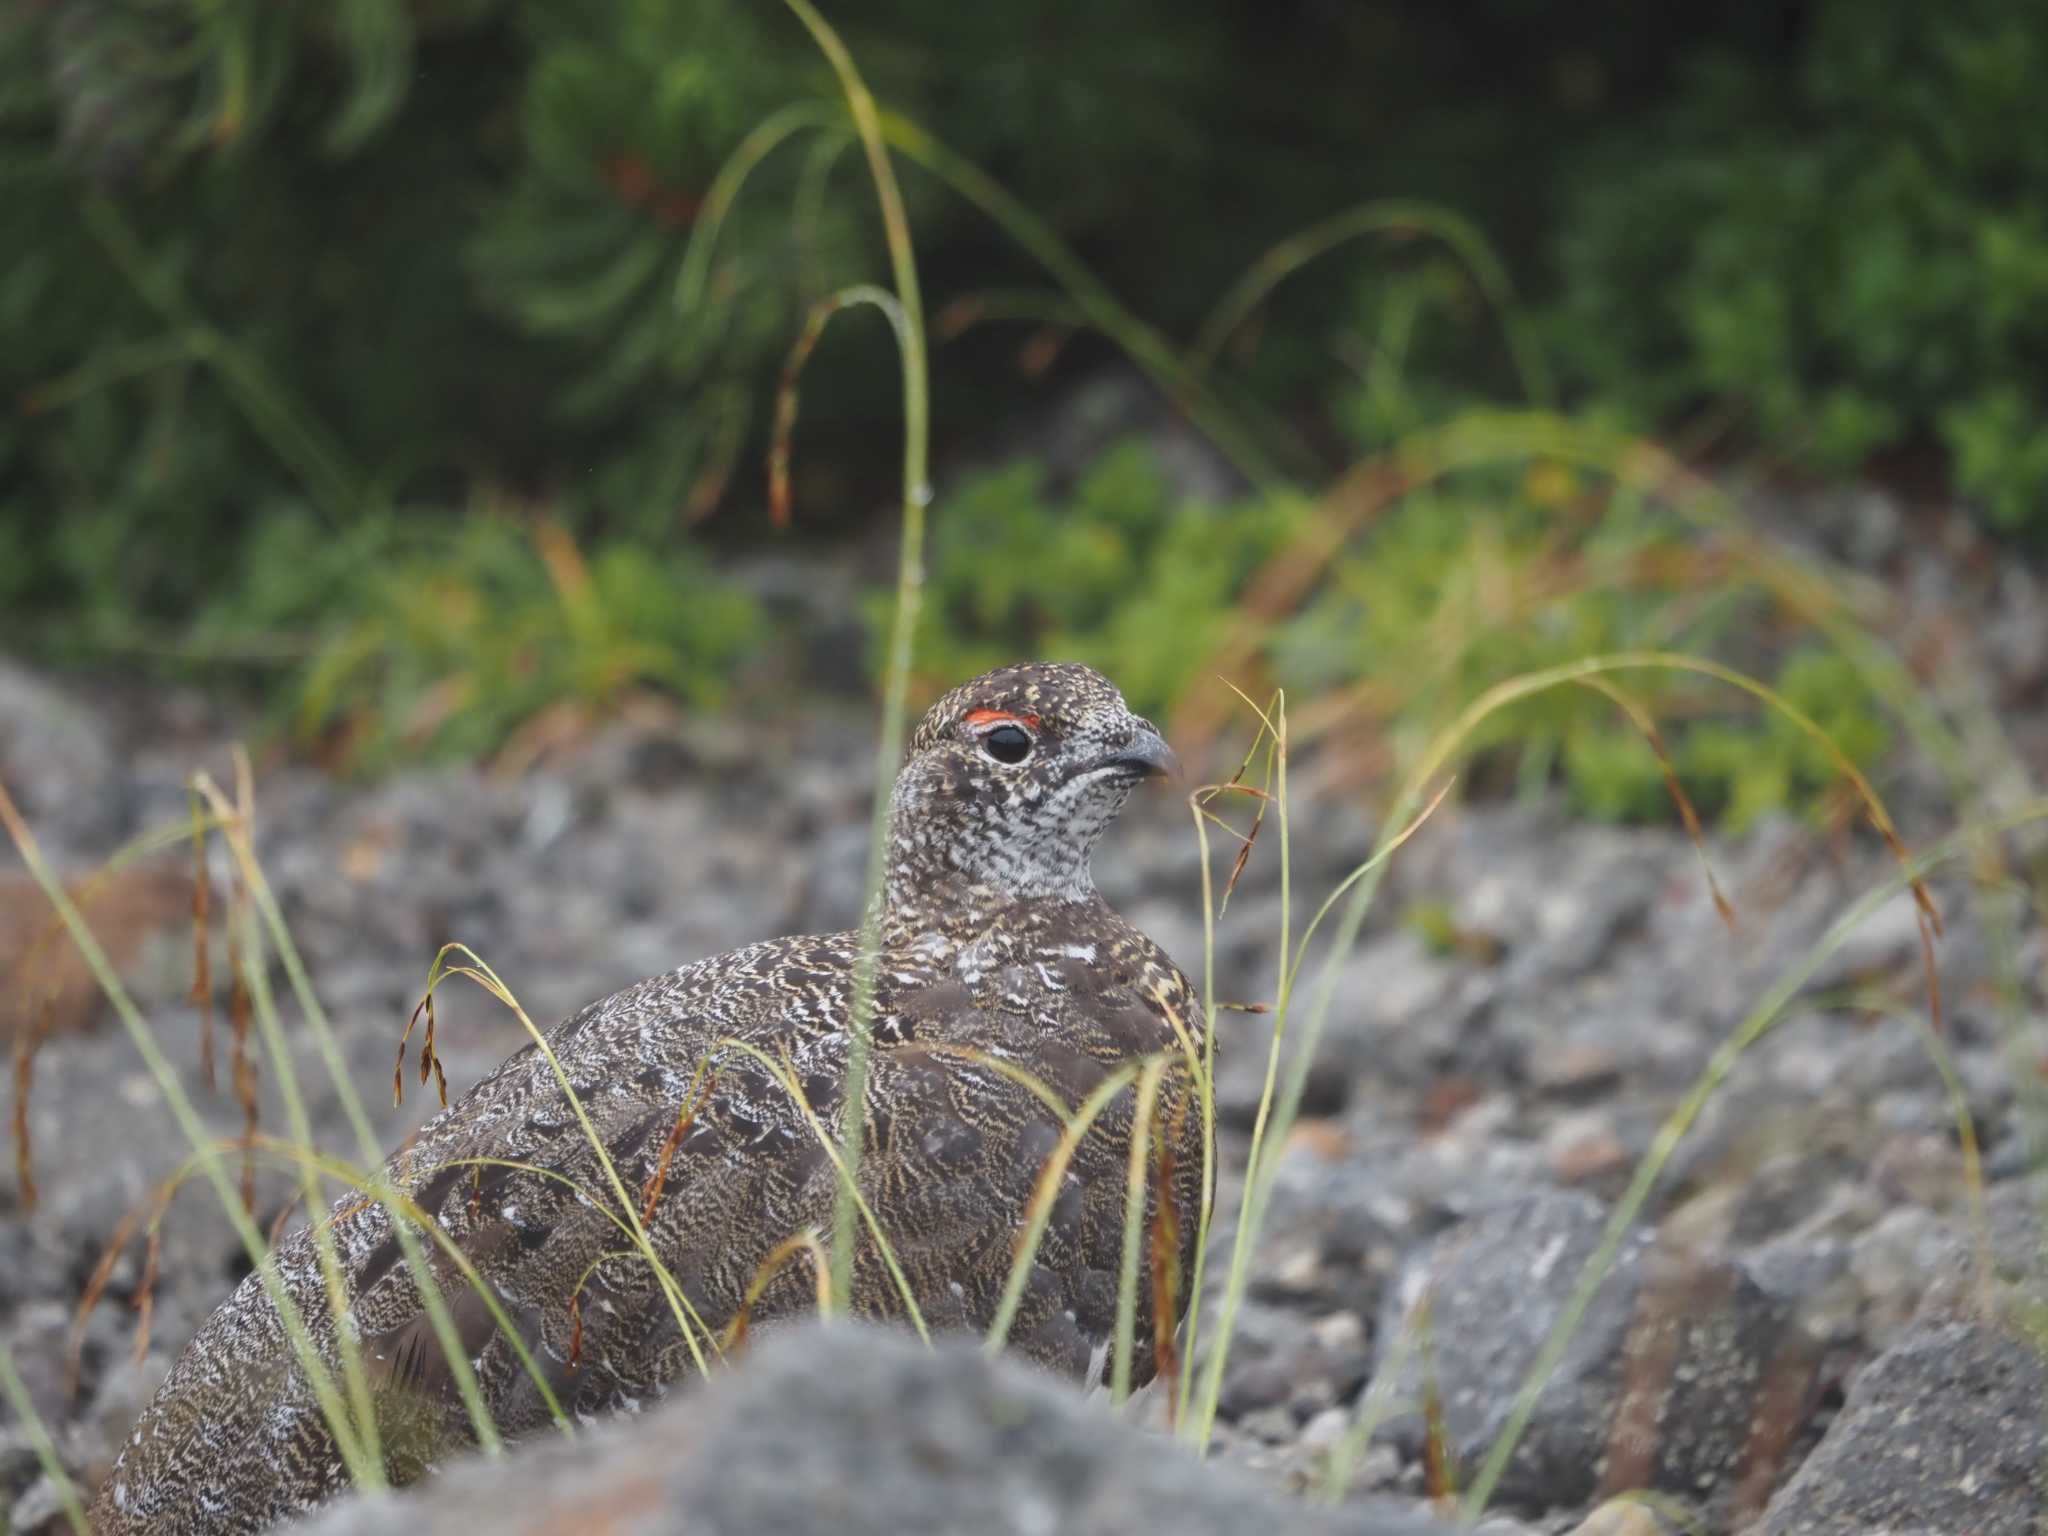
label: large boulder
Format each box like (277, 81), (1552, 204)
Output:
(1759, 1318), (2045, 1535)
(1370, 1189), (1823, 1521)
(303, 1322), (1457, 1536)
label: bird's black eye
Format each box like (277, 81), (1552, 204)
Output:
(981, 724), (1033, 764)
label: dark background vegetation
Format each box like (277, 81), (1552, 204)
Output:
(4, 0), (2043, 810)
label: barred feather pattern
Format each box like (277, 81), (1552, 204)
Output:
(92, 662), (1203, 1534)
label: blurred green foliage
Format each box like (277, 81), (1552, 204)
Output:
(901, 436), (1894, 828)
(0, 0), (2029, 809)
(204, 509), (760, 771)
(1554, 0), (2048, 527)
(887, 441), (1303, 716)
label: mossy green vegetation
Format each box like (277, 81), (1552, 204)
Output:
(898, 437), (1896, 828)
(4, 0), (2038, 812)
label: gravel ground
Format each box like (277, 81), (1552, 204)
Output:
(4, 461), (2047, 1533)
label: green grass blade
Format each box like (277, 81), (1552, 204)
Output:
(1188, 199), (1553, 409)
(776, 0), (932, 1313)
(1460, 802), (2048, 1516)
(194, 774), (506, 1455)
(0, 785), (383, 1491)
(0, 1337), (91, 1535)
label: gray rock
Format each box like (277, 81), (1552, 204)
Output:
(1371, 1189), (1822, 1519)
(1847, 1207), (1965, 1350)
(1213, 1301), (1373, 1422)
(1760, 1318), (2045, 1535)
(0, 661), (127, 854)
(300, 1324), (1456, 1536)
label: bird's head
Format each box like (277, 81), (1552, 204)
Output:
(885, 661), (1177, 915)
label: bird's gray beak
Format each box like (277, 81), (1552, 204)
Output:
(1096, 724), (1180, 782)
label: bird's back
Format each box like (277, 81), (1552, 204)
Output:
(91, 902), (1201, 1534)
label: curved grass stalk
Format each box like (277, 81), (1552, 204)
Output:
(933, 288), (1091, 339)
(232, 903), (384, 1471)
(194, 772), (505, 1453)
(793, 128), (854, 293)
(1318, 1297), (1419, 1504)
(1173, 719), (1284, 1428)
(1188, 696), (1295, 1443)
(80, 197), (371, 523)
(725, 1230), (834, 1350)
(1284, 648), (1943, 1155)
(1397, 653), (1938, 943)
(674, 100), (847, 318)
(1188, 199), (1554, 409)
(1285, 776), (1457, 1001)
(884, 1041), (1075, 1120)
(413, 946), (715, 1380)
(1460, 802), (2048, 1516)
(769, 285), (914, 526)
(0, 784), (384, 1490)
(1187, 718), (1456, 1449)
(0, 1338), (89, 1535)
(874, 108), (1290, 497)
(282, 1155), (576, 1432)
(1252, 775), (1458, 1197)
(388, 1152), (715, 1377)
(777, 0), (933, 1316)
(984, 1059), (1151, 1353)
(20, 333), (202, 415)
(1192, 647), (1951, 1456)
(1572, 676), (1734, 925)
(1836, 988), (1994, 1315)
(1111, 1058), (1171, 1405)
(325, 0), (411, 153)
(711, 1036), (929, 1341)
(12, 810), (237, 1206)
(133, 1137), (582, 1437)
(637, 1054), (721, 1225)
(563, 1246), (641, 1370)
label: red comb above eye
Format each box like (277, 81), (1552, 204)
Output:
(963, 708), (1041, 729)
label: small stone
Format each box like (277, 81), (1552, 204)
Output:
(1529, 1042), (1624, 1101)
(1867, 1130), (1965, 1209)
(1300, 1405), (1351, 1453)
(1545, 1111), (1631, 1185)
(1567, 1497), (1685, 1536)
(1239, 1406), (1300, 1445)
(8, 1475), (68, 1535)
(1289, 1376), (1339, 1420)
(1310, 1311), (1367, 1353)
(1847, 1208), (1960, 1350)
(1266, 1244), (1327, 1296)
(1339, 1442), (1402, 1493)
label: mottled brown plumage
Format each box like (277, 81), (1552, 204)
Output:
(93, 662), (1203, 1534)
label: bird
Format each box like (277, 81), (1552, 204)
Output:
(91, 661), (1204, 1534)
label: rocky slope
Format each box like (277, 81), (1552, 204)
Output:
(1, 612), (2044, 1533)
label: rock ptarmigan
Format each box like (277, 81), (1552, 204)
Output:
(91, 661), (1203, 1534)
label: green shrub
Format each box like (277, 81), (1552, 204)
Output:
(896, 437), (1894, 827)
(872, 438), (1302, 716)
(1552, 0), (2048, 529)
(202, 509), (761, 771)
(6, 0), (2028, 788)
(882, 440), (1304, 718)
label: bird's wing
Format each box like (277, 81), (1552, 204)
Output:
(340, 934), (859, 1443)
